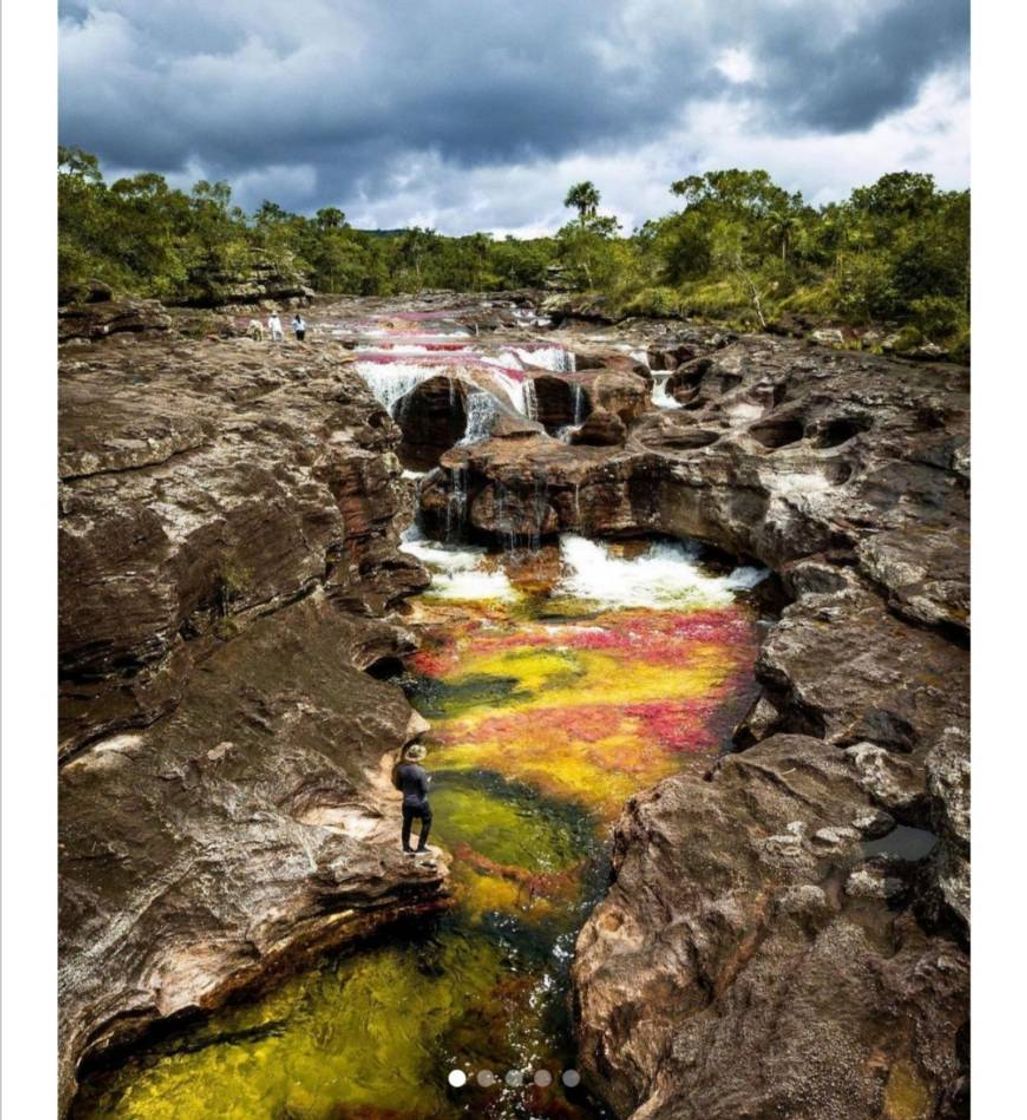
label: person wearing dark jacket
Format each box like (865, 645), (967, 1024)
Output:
(394, 743), (432, 854)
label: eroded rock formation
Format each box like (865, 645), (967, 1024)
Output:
(422, 330), (970, 1118)
(58, 332), (448, 1114)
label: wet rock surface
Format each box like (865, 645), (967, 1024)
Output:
(420, 324), (969, 1118)
(59, 328), (447, 1113)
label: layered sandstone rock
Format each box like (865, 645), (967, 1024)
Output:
(58, 298), (173, 343)
(58, 333), (447, 1114)
(572, 735), (968, 1120)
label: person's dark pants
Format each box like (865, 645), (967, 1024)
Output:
(402, 804), (432, 850)
(295, 329), (306, 341)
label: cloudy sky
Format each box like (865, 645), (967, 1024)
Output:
(59, 0), (969, 235)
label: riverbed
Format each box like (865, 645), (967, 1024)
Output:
(71, 304), (766, 1120)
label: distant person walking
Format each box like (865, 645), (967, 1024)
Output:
(267, 312), (284, 342)
(393, 743), (433, 854)
(292, 313), (306, 341)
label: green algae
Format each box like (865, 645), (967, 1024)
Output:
(429, 771), (598, 878)
(73, 929), (509, 1120)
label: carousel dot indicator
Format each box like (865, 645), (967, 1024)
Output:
(476, 1070), (497, 1087)
(562, 1069), (581, 1088)
(533, 1069), (554, 1087)
(447, 1069), (467, 1088)
(505, 1069), (525, 1087)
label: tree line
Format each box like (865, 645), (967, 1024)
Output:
(59, 147), (969, 353)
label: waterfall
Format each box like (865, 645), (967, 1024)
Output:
(445, 465), (468, 542)
(523, 378), (538, 422)
(460, 390), (500, 445)
(572, 382), (585, 426)
(495, 483), (514, 552)
(507, 346), (575, 373)
(353, 360), (439, 413)
(651, 372), (682, 410)
(530, 472), (548, 550)
(491, 369), (529, 415)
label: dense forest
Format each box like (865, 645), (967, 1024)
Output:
(59, 147), (969, 354)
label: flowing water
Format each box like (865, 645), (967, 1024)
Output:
(72, 306), (765, 1120)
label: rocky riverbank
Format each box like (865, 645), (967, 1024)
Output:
(58, 330), (450, 1114)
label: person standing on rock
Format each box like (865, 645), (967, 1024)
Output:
(291, 313), (306, 342)
(267, 312), (284, 342)
(393, 743), (433, 854)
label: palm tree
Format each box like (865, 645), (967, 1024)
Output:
(564, 181), (601, 225)
(767, 210), (801, 265)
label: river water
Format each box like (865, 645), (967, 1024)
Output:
(72, 308), (765, 1120)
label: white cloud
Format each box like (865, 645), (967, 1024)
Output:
(715, 48), (756, 84)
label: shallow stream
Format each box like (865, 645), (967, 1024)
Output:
(73, 535), (762, 1120)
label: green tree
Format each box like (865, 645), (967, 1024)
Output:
(564, 181), (601, 224)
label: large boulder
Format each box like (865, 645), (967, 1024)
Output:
(573, 735), (968, 1120)
(571, 407), (627, 446)
(393, 375), (470, 469)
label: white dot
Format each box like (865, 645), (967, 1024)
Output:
(476, 1070), (496, 1087)
(533, 1069), (553, 1087)
(505, 1069), (524, 1087)
(448, 1069), (467, 1088)
(562, 1069), (581, 1087)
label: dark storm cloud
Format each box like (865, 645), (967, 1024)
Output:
(59, 1), (968, 218)
(755, 0), (970, 132)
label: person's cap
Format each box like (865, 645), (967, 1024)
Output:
(405, 743), (427, 761)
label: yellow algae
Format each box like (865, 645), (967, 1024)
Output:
(74, 934), (510, 1120)
(453, 863), (557, 921)
(434, 732), (682, 819)
(883, 1059), (933, 1120)
(435, 644), (736, 723)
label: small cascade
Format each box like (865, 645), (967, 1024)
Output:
(489, 368), (530, 415)
(510, 345), (576, 373)
(530, 471), (548, 550)
(460, 390), (500, 445)
(572, 382), (585, 426)
(523, 378), (539, 422)
(445, 465), (468, 542)
(651, 371), (682, 410)
(353, 360), (439, 413)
